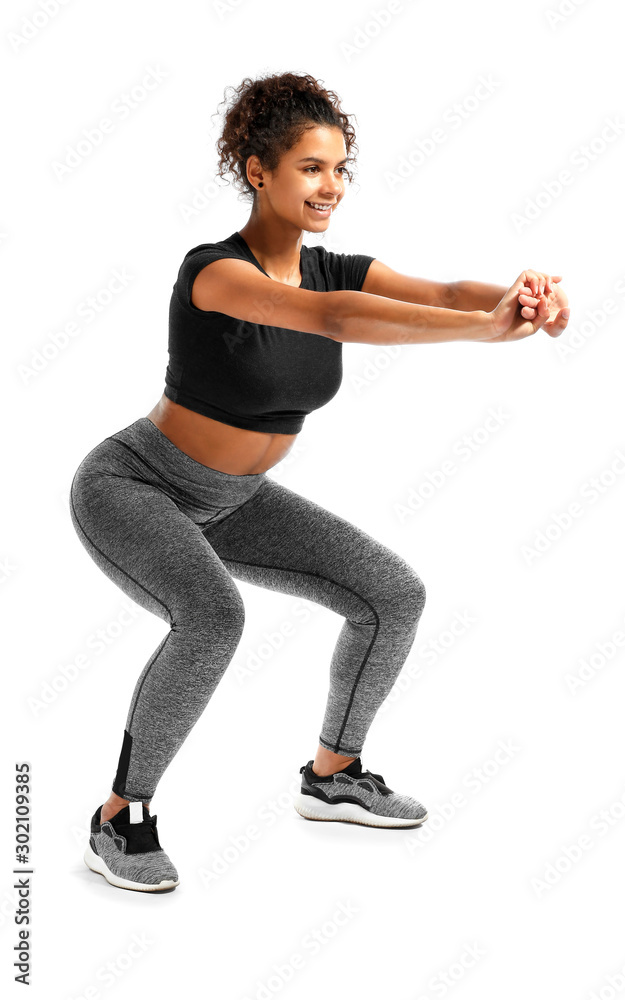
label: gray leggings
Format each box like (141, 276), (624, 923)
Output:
(69, 417), (426, 802)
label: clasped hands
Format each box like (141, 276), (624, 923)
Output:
(516, 269), (570, 334)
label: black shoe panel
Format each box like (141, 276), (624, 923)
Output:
(301, 761), (394, 796)
(89, 803), (162, 854)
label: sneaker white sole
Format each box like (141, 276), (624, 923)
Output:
(293, 793), (427, 828)
(83, 842), (179, 892)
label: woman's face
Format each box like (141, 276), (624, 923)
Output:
(255, 125), (349, 232)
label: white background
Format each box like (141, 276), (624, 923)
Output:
(3, 0), (625, 997)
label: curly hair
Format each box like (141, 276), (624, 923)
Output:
(212, 71), (360, 202)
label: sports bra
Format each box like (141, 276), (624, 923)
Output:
(164, 230), (375, 434)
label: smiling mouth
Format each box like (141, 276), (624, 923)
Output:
(305, 201), (335, 212)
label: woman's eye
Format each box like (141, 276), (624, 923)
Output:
(305, 166), (348, 174)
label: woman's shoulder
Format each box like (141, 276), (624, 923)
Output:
(303, 242), (376, 292)
(174, 233), (250, 311)
(181, 232), (244, 262)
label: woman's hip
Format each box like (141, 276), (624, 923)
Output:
(69, 416), (268, 526)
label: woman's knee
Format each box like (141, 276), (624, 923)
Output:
(395, 562), (426, 617)
(345, 558), (425, 630)
(374, 555), (426, 626)
(175, 581), (246, 637)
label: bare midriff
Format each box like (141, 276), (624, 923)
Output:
(145, 393), (299, 474)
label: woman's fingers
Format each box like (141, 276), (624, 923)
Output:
(544, 307), (570, 337)
(523, 270), (544, 296)
(522, 271), (538, 296)
(506, 270), (566, 335)
(534, 291), (549, 315)
(523, 269), (558, 296)
(519, 283), (558, 319)
(519, 286), (546, 318)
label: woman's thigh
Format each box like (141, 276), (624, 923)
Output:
(201, 476), (426, 620)
(202, 477), (426, 755)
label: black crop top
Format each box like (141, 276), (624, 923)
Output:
(164, 230), (375, 434)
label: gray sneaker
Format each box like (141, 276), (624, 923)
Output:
(294, 757), (428, 828)
(84, 801), (179, 892)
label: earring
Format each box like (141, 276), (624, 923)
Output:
(258, 182), (263, 187)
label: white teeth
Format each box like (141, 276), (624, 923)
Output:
(307, 202), (332, 210)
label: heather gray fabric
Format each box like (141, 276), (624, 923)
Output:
(302, 760), (427, 822)
(69, 417), (426, 801)
(90, 826), (178, 885)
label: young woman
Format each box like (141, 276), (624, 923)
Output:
(70, 71), (570, 893)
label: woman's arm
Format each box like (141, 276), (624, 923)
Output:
(329, 266), (563, 345)
(192, 256), (556, 345)
(360, 259), (506, 312)
(325, 290), (492, 345)
(192, 255), (493, 345)
(442, 279), (507, 312)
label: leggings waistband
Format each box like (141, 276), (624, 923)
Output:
(107, 416), (267, 507)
